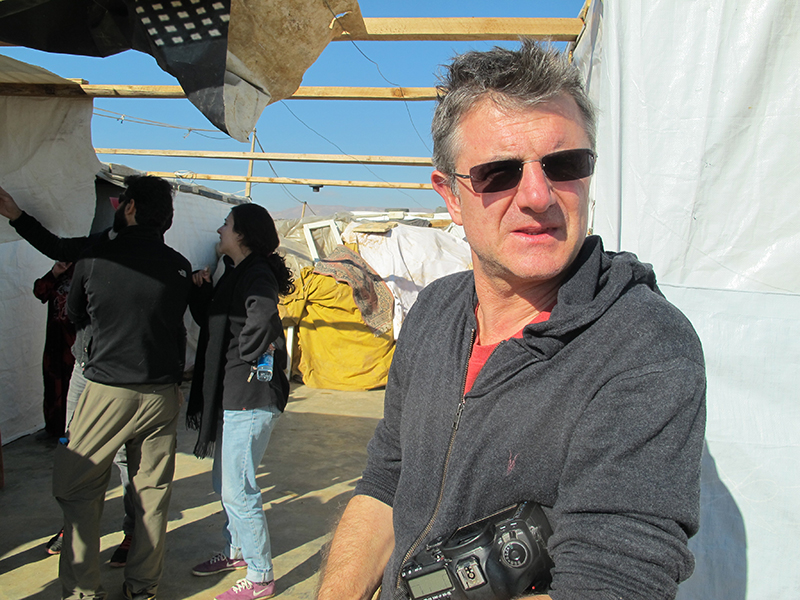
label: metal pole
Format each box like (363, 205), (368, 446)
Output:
(245, 130), (256, 198)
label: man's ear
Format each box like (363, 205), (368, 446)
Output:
(124, 198), (138, 226)
(432, 170), (463, 226)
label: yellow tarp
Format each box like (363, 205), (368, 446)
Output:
(280, 266), (394, 391)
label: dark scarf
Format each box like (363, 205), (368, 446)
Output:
(186, 254), (252, 458)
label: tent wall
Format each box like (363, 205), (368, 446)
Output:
(573, 1), (800, 597)
(0, 96), (101, 442)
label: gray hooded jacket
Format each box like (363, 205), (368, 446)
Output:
(355, 235), (706, 600)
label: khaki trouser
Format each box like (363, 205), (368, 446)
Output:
(53, 381), (181, 600)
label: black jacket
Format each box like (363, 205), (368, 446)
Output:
(67, 225), (192, 385)
(10, 210), (111, 263)
(186, 252), (289, 457)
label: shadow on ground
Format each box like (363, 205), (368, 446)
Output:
(0, 384), (384, 600)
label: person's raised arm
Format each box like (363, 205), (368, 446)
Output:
(317, 494), (394, 600)
(1, 183), (104, 262)
(0, 184), (23, 221)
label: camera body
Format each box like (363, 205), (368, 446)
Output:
(400, 502), (554, 600)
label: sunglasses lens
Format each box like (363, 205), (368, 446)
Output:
(463, 150), (596, 193)
(541, 149), (596, 182)
(469, 160), (524, 193)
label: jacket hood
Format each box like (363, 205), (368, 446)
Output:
(517, 235), (659, 360)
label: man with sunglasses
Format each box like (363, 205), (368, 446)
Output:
(317, 41), (706, 600)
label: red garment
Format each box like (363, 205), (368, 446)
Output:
(33, 265), (76, 437)
(464, 305), (554, 395)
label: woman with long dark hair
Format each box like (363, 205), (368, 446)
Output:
(186, 203), (293, 600)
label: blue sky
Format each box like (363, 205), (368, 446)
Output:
(2, 1), (587, 216)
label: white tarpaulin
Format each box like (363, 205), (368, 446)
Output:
(573, 1), (800, 597)
(0, 93), (101, 442)
(342, 221), (472, 337)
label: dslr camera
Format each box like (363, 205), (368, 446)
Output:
(400, 502), (554, 600)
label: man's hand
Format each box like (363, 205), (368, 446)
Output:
(192, 266), (211, 287)
(317, 495), (394, 600)
(0, 184), (23, 221)
(52, 261), (72, 278)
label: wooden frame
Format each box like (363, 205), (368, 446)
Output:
(143, 171), (434, 190)
(96, 148), (431, 166)
(330, 17), (583, 42)
(1, 11), (590, 191)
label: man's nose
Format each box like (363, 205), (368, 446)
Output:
(514, 162), (555, 213)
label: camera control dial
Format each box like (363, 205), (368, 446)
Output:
(500, 532), (530, 568)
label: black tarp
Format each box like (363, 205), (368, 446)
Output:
(0, 0), (233, 135)
(1, 0), (362, 141)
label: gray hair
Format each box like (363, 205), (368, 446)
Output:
(431, 39), (596, 191)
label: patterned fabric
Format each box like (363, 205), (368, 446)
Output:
(313, 245), (394, 335)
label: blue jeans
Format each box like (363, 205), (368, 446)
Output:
(212, 407), (281, 583)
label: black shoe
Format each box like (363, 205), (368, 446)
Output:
(109, 534), (133, 567)
(123, 583), (156, 600)
(46, 529), (64, 555)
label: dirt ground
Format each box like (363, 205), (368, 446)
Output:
(0, 384), (385, 600)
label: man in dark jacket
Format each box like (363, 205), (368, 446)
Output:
(316, 41), (706, 600)
(1, 182), (141, 563)
(53, 175), (192, 600)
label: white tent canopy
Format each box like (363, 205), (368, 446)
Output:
(573, 1), (800, 597)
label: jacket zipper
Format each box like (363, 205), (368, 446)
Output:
(394, 328), (476, 598)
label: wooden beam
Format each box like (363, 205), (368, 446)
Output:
(79, 84), (186, 98)
(0, 17), (582, 44)
(0, 82), (438, 100)
(96, 148), (433, 166)
(0, 82), (89, 97)
(578, 0), (594, 22)
(144, 171), (433, 190)
(332, 17), (583, 42)
(291, 86), (436, 101)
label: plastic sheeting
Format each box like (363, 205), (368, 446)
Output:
(573, 1), (800, 597)
(0, 94), (101, 442)
(342, 222), (473, 337)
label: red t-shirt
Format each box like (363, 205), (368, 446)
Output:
(463, 306), (554, 394)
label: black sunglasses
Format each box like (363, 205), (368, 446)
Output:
(452, 148), (597, 194)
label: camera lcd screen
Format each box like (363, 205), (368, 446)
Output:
(407, 569), (454, 599)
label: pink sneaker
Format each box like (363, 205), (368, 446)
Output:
(215, 579), (275, 600)
(191, 552), (247, 576)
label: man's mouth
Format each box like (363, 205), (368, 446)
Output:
(514, 225), (557, 236)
